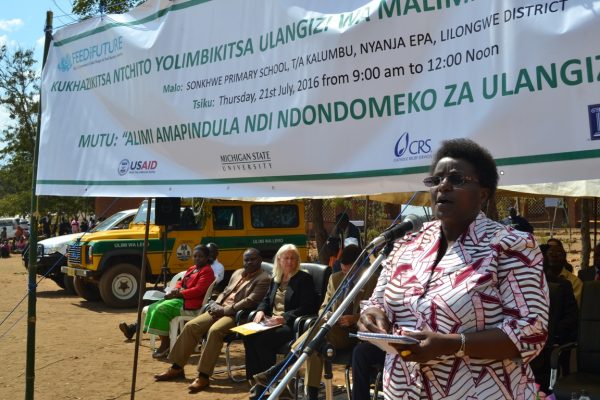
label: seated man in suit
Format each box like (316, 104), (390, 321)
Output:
(154, 247), (271, 393)
(579, 242), (600, 281)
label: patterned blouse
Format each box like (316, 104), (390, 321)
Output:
(364, 213), (549, 400)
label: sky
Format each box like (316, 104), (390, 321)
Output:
(0, 0), (76, 130)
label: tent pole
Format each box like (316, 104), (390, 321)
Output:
(130, 198), (152, 400)
(566, 197), (572, 248)
(595, 197), (598, 245)
(25, 11), (53, 400)
(595, 197), (598, 246)
(364, 196), (369, 246)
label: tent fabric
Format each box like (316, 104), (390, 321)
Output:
(498, 179), (600, 199)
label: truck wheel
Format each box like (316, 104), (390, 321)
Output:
(73, 276), (101, 301)
(52, 273), (67, 289)
(99, 263), (140, 308)
(63, 275), (76, 295)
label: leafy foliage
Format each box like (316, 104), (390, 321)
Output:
(0, 46), (38, 215)
(0, 45), (94, 217)
(71, 0), (145, 19)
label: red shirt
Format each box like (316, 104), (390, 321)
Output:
(176, 263), (215, 310)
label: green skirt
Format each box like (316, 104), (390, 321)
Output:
(143, 298), (184, 336)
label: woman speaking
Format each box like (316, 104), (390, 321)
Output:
(358, 139), (549, 399)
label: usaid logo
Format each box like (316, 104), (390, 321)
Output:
(57, 54), (72, 72)
(118, 159), (130, 176)
(589, 104), (600, 140)
(118, 159), (158, 175)
(394, 132), (432, 162)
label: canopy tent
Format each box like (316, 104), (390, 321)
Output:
(369, 180), (600, 206)
(499, 179), (600, 198)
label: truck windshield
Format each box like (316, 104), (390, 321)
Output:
(130, 199), (205, 229)
(92, 211), (133, 232)
(132, 201), (155, 224)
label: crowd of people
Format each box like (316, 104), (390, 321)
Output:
(110, 139), (600, 399)
(0, 215), (99, 257)
(0, 225), (29, 257)
(42, 215), (97, 237)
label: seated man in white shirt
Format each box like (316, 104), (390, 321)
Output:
(207, 243), (224, 284)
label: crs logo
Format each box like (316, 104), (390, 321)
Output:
(394, 132), (432, 159)
(118, 159), (158, 175)
(57, 54), (72, 72)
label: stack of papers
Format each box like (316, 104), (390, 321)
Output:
(352, 331), (419, 355)
(143, 290), (165, 301)
(230, 321), (283, 336)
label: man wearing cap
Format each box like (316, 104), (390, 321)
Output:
(332, 238), (360, 273)
(334, 212), (363, 249)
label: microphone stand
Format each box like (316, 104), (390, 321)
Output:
(267, 241), (395, 400)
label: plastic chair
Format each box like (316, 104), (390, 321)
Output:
(273, 263), (331, 398)
(147, 279), (216, 351)
(143, 271), (186, 339)
(166, 280), (216, 351)
(168, 270), (187, 287)
(286, 263), (331, 336)
(549, 281), (600, 399)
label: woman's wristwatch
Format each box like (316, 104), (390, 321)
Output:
(455, 333), (466, 357)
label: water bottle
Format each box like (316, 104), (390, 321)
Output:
(578, 389), (590, 400)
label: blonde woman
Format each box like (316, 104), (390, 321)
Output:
(244, 244), (317, 390)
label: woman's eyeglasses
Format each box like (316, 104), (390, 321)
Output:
(423, 174), (479, 188)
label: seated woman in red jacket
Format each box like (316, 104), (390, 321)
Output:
(144, 244), (215, 357)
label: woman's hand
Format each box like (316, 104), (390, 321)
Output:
(337, 315), (359, 328)
(357, 307), (391, 333)
(263, 316), (285, 326)
(253, 311), (265, 323)
(164, 289), (181, 299)
(392, 330), (458, 363)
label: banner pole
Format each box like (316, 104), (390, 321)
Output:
(130, 198), (153, 400)
(25, 10), (53, 400)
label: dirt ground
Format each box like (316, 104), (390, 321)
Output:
(0, 256), (263, 400)
(0, 229), (590, 400)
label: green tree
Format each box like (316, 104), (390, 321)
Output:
(71, 0), (145, 19)
(0, 46), (38, 216)
(0, 45), (94, 219)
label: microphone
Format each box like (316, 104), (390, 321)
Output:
(368, 214), (423, 248)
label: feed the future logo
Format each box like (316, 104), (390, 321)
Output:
(58, 36), (124, 71)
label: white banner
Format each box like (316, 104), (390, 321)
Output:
(38, 0), (600, 198)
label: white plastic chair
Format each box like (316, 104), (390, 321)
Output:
(167, 280), (216, 351)
(145, 272), (214, 351)
(142, 271), (186, 324)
